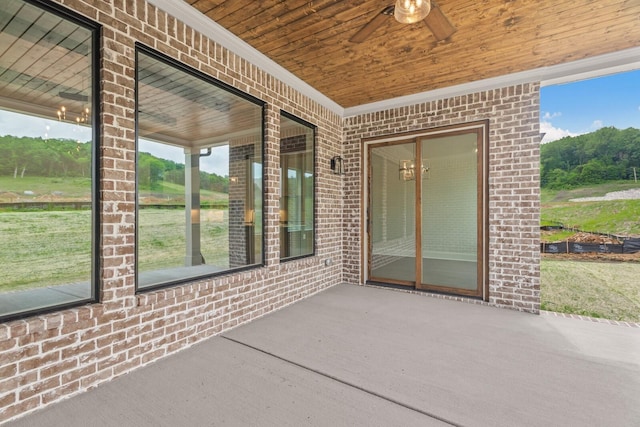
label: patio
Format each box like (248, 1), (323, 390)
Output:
(6, 284), (639, 426)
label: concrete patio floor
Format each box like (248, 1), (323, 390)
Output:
(6, 284), (640, 426)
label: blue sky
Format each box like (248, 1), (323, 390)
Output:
(540, 68), (640, 143)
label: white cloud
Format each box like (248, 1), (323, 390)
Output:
(540, 120), (578, 144)
(590, 120), (604, 130)
(542, 111), (562, 120)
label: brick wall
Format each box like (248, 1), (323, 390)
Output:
(0, 0), (343, 422)
(1, 0), (542, 422)
(342, 85), (541, 312)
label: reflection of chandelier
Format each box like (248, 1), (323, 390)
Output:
(399, 159), (429, 181)
(56, 105), (90, 124)
(57, 105), (90, 124)
(57, 89), (90, 125)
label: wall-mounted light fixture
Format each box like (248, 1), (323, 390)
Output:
(330, 155), (344, 175)
(399, 159), (429, 181)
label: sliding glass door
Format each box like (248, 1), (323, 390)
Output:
(367, 125), (485, 298)
(369, 141), (417, 286)
(418, 131), (481, 294)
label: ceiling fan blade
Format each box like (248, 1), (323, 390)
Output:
(350, 6), (395, 43)
(424, 2), (457, 41)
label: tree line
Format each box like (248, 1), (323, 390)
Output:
(541, 127), (640, 189)
(0, 135), (91, 178)
(0, 135), (229, 193)
(138, 151), (229, 193)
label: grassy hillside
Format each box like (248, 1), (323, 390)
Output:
(541, 181), (640, 203)
(541, 181), (640, 237)
(0, 176), (91, 200)
(0, 208), (229, 292)
(542, 200), (640, 236)
(139, 180), (228, 204)
(0, 176), (229, 206)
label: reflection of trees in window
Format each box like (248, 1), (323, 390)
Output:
(136, 47), (264, 290)
(0, 0), (98, 321)
(138, 154), (166, 190)
(0, 136), (92, 178)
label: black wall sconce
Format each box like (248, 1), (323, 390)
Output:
(330, 155), (344, 175)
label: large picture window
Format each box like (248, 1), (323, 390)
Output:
(0, 0), (98, 320)
(279, 113), (315, 260)
(136, 47), (264, 290)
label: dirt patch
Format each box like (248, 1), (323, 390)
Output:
(570, 188), (640, 202)
(565, 231), (623, 245)
(542, 251), (640, 262)
(0, 192), (20, 202)
(541, 230), (640, 262)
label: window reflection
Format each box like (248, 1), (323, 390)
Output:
(136, 48), (264, 290)
(0, 0), (97, 320)
(279, 113), (315, 260)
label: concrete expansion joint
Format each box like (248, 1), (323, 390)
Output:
(220, 335), (463, 427)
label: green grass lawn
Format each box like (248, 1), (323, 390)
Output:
(541, 199), (640, 236)
(0, 176), (92, 200)
(541, 258), (640, 322)
(0, 176), (232, 293)
(0, 208), (230, 292)
(138, 208), (230, 272)
(0, 210), (92, 291)
(139, 181), (229, 203)
(540, 229), (577, 243)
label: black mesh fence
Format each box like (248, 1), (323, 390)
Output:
(541, 225), (639, 254)
(623, 238), (640, 254)
(540, 242), (568, 254)
(569, 242), (624, 254)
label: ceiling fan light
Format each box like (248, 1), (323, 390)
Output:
(394, 0), (431, 24)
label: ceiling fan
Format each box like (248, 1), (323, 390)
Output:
(350, 1), (457, 43)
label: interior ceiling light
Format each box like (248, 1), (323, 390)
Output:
(350, 1), (455, 43)
(394, 0), (431, 24)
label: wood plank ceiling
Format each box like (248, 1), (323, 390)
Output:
(0, 2), (263, 149)
(0, 2), (93, 123)
(137, 51), (263, 149)
(185, 0), (640, 108)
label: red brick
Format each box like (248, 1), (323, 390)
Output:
(18, 352), (61, 374)
(41, 334), (79, 353)
(61, 364), (97, 385)
(18, 376), (61, 401)
(41, 380), (80, 405)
